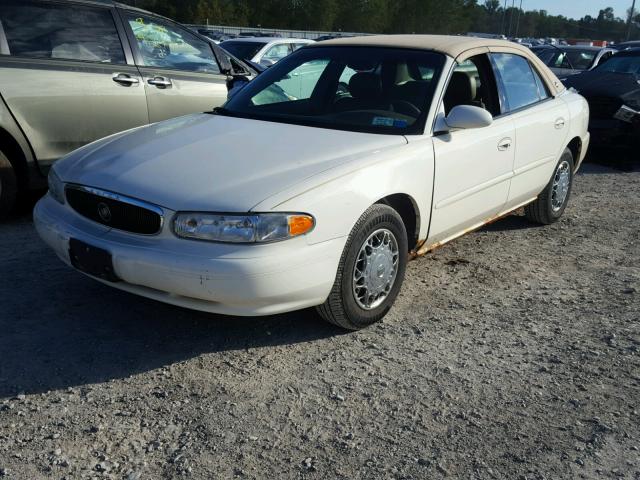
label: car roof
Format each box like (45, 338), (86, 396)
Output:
(223, 37), (312, 43)
(312, 34), (533, 58)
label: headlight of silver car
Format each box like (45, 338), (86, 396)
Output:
(47, 169), (65, 204)
(173, 213), (314, 243)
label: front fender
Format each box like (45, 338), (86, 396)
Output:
(252, 137), (435, 246)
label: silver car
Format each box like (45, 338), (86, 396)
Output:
(221, 37), (315, 68)
(0, 0), (254, 218)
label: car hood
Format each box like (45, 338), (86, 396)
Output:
(563, 71), (640, 109)
(55, 114), (407, 212)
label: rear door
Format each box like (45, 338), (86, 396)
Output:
(120, 10), (228, 123)
(490, 53), (569, 206)
(0, 0), (148, 168)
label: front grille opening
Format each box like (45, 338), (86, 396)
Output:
(65, 186), (162, 235)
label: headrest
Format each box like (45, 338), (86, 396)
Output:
(448, 71), (476, 102)
(349, 72), (382, 100)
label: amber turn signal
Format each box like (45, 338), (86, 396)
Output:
(288, 215), (314, 236)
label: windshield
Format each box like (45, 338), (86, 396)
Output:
(595, 54), (640, 74)
(223, 46), (445, 135)
(535, 48), (597, 70)
(221, 41), (266, 60)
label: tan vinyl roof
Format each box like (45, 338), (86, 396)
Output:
(311, 35), (512, 57)
(310, 34), (564, 95)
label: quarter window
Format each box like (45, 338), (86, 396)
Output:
(0, 1), (125, 63)
(126, 13), (219, 74)
(491, 53), (544, 111)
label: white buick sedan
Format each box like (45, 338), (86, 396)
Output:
(35, 35), (590, 330)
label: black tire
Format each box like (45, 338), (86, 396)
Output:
(317, 204), (408, 330)
(0, 149), (17, 220)
(525, 148), (575, 225)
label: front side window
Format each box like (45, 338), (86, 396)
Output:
(443, 55), (501, 116)
(126, 13), (219, 73)
(224, 46), (446, 135)
(491, 53), (544, 111)
(0, 1), (124, 63)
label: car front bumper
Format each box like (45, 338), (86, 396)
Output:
(34, 194), (345, 316)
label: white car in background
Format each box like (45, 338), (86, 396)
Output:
(35, 35), (590, 330)
(220, 37), (314, 67)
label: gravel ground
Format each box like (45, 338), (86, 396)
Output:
(0, 160), (638, 480)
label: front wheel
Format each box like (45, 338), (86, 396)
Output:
(317, 204), (408, 330)
(525, 148), (574, 225)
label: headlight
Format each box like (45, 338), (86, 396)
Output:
(47, 169), (65, 204)
(173, 212), (314, 243)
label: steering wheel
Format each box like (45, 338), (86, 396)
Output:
(392, 100), (421, 117)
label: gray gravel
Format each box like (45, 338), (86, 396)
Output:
(0, 161), (638, 479)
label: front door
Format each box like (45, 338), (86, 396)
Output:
(429, 55), (515, 244)
(121, 11), (228, 123)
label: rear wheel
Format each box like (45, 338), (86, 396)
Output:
(0, 149), (17, 220)
(525, 148), (574, 225)
(317, 204), (408, 330)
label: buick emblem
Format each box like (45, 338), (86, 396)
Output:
(97, 202), (112, 222)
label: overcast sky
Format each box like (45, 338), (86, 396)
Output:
(520, 0), (633, 19)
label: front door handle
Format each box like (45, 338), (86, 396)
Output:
(112, 73), (139, 86)
(147, 76), (172, 88)
(497, 137), (512, 151)
(555, 118), (565, 129)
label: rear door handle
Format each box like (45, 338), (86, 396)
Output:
(147, 76), (172, 88)
(497, 137), (512, 151)
(555, 118), (565, 129)
(112, 73), (139, 86)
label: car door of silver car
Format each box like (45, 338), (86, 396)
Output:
(0, 0), (148, 168)
(120, 11), (228, 123)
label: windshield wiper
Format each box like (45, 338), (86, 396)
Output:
(210, 106), (233, 116)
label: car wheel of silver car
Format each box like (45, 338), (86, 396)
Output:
(0, 149), (18, 220)
(525, 148), (575, 225)
(317, 204), (408, 330)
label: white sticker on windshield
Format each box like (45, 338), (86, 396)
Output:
(372, 116), (395, 127)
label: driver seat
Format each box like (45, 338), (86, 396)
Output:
(334, 72), (389, 111)
(443, 72), (477, 114)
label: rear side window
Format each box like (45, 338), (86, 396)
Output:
(491, 53), (545, 112)
(0, 1), (125, 64)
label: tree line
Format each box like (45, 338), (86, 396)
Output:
(120, 0), (640, 41)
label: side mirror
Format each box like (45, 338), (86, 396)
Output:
(437, 105), (493, 132)
(259, 58), (276, 68)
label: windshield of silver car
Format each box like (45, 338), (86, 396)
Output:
(221, 47), (446, 134)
